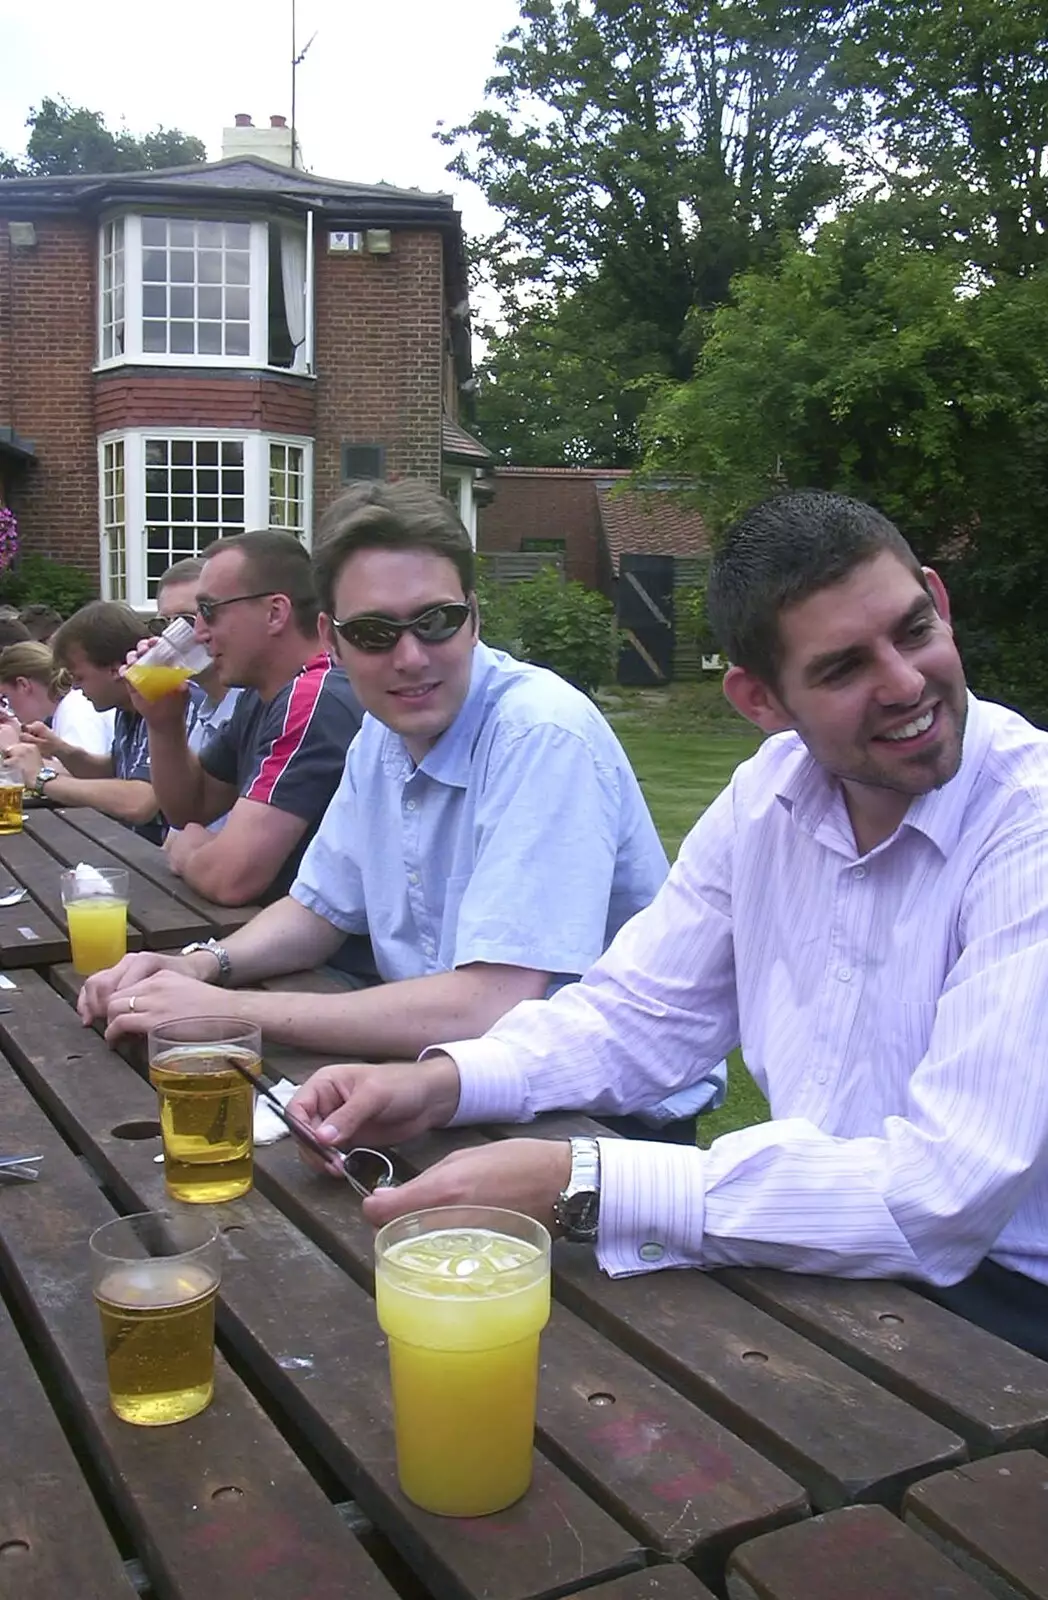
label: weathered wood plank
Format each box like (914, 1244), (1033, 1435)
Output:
(726, 1504), (995, 1600)
(563, 1568), (719, 1600)
(0, 825), (142, 960)
(406, 1127), (968, 1513)
(0, 1295), (138, 1599)
(904, 1451), (1048, 1599)
(0, 973), (644, 1600)
(0, 1057), (397, 1600)
(721, 1269), (1048, 1454)
(52, 806), (256, 935)
(253, 1135), (810, 1583)
(24, 807), (212, 946)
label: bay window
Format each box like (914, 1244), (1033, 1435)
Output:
(97, 215), (310, 372)
(99, 431), (312, 606)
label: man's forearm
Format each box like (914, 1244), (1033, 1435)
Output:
(54, 746), (113, 779)
(220, 964), (546, 1055)
(144, 720), (209, 825)
(45, 774), (158, 826)
(220, 896), (347, 986)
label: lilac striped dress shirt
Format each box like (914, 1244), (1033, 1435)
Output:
(441, 694), (1048, 1285)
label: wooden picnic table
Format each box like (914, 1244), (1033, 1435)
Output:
(0, 804), (257, 968)
(1, 961), (1048, 1600)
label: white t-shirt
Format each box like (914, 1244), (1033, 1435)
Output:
(52, 689), (116, 758)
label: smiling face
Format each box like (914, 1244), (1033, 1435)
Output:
(726, 551), (968, 846)
(321, 546), (478, 760)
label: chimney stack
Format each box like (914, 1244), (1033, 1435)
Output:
(221, 112), (301, 167)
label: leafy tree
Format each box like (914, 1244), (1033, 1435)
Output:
(450, 0), (851, 461)
(0, 97), (206, 178)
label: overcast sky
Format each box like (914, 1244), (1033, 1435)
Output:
(0, 0), (520, 242)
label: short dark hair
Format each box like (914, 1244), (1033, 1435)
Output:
(312, 479), (475, 617)
(0, 618), (31, 648)
(201, 530), (319, 632)
(51, 600), (146, 669)
(156, 557), (205, 595)
(706, 491), (927, 685)
(18, 603), (63, 642)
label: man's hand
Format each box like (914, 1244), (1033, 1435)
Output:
(164, 822), (210, 875)
(362, 1139), (573, 1235)
(77, 950), (217, 1024)
(20, 722), (68, 761)
(104, 970), (240, 1042)
(7, 742), (42, 783)
(288, 1056), (463, 1169)
(122, 641), (192, 726)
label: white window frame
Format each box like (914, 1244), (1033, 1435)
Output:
(95, 214), (312, 374)
(442, 466), (478, 547)
(97, 429), (314, 607)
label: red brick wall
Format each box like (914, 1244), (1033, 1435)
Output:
(0, 217), (98, 569)
(477, 471), (609, 590)
(94, 374), (315, 436)
(313, 230), (444, 512)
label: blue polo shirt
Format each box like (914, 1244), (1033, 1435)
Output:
(291, 643), (668, 986)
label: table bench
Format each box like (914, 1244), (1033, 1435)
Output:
(2, 963), (1047, 1600)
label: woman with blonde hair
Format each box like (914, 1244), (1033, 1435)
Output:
(0, 640), (115, 757)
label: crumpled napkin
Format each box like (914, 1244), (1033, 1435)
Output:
(74, 862), (116, 894)
(253, 1077), (298, 1145)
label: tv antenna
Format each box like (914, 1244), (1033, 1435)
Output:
(290, 0), (317, 170)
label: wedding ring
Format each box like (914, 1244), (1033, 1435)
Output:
(128, 995), (137, 1013)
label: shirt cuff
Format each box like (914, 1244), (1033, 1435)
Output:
(595, 1138), (707, 1277)
(423, 1037), (532, 1125)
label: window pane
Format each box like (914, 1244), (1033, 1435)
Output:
(170, 321), (195, 353)
(171, 440), (194, 466)
(222, 497), (244, 523)
(225, 323), (249, 356)
(197, 497), (219, 523)
(198, 286), (222, 319)
(220, 442), (244, 466)
(170, 286), (194, 319)
(143, 320), (167, 352)
(142, 285), (166, 318)
(142, 249), (168, 282)
(197, 468), (219, 493)
(199, 250), (223, 284)
(170, 221), (196, 248)
(170, 468), (194, 494)
(225, 223), (251, 250)
(171, 497), (194, 522)
(145, 440), (169, 466)
(170, 251), (194, 283)
(198, 322), (222, 355)
(199, 221), (224, 248)
(145, 495), (168, 521)
(225, 252), (250, 285)
(224, 287), (249, 322)
(196, 441), (219, 465)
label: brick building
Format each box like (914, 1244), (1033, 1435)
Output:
(0, 115), (489, 606)
(477, 467), (710, 596)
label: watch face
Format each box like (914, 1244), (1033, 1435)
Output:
(564, 1190), (599, 1237)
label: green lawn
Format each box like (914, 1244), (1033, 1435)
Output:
(605, 687), (770, 1143)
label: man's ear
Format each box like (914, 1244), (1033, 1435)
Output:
(318, 612), (338, 657)
(923, 566), (952, 626)
(723, 664), (794, 734)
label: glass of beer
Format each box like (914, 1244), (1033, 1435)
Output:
(0, 755), (24, 834)
(374, 1206), (551, 1516)
(148, 1018), (261, 1203)
(89, 1209), (221, 1426)
(60, 866), (130, 974)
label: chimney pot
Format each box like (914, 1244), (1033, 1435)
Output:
(234, 113), (253, 128)
(270, 115), (287, 128)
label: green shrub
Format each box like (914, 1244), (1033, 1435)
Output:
(476, 563), (614, 695)
(959, 621), (1048, 727)
(0, 553), (97, 617)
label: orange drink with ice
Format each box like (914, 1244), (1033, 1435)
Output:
(375, 1207), (551, 1516)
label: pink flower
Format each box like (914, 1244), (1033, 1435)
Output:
(0, 508), (18, 574)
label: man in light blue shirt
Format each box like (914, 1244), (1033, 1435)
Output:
(83, 481), (725, 1134)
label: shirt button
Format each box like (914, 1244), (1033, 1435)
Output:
(838, 966), (853, 982)
(639, 1242), (664, 1263)
(407, 871), (419, 885)
(816, 1070), (829, 1085)
(405, 800), (417, 812)
(853, 866), (867, 879)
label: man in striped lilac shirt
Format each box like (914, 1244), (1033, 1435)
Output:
(293, 490), (1048, 1358)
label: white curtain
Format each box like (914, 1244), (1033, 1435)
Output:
(280, 227), (307, 367)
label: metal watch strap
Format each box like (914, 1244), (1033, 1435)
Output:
(180, 938), (233, 986)
(32, 766), (58, 797)
(552, 1136), (601, 1243)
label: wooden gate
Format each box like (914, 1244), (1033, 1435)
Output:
(616, 554), (675, 686)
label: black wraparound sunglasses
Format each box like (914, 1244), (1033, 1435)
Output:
(332, 601), (473, 654)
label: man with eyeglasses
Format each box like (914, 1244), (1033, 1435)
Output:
(120, 529), (366, 913)
(79, 482), (715, 1136)
(154, 557), (241, 838)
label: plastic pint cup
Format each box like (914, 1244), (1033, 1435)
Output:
(90, 1210), (221, 1426)
(148, 1018), (261, 1203)
(374, 1206), (551, 1516)
(60, 866), (129, 974)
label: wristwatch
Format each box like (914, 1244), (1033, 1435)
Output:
(180, 938), (233, 986)
(552, 1137), (601, 1243)
(30, 765), (58, 798)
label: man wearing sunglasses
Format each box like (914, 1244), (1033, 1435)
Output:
(80, 482), (716, 1133)
(116, 529), (366, 913)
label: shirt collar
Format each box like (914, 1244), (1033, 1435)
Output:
(379, 642), (500, 788)
(776, 691), (989, 859)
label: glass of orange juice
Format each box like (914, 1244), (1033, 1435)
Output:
(124, 618), (211, 702)
(60, 865), (130, 974)
(374, 1205), (551, 1516)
